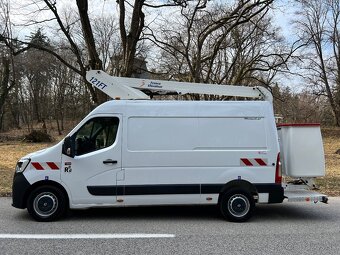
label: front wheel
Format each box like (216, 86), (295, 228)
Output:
(27, 186), (67, 222)
(219, 188), (255, 222)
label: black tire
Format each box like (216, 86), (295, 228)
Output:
(219, 188), (255, 222)
(27, 185), (67, 222)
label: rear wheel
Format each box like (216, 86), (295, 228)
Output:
(220, 188), (255, 222)
(27, 186), (67, 222)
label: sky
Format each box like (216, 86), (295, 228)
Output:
(7, 0), (298, 38)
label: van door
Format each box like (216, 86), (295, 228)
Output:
(61, 115), (122, 206)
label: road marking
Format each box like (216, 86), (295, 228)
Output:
(0, 233), (175, 239)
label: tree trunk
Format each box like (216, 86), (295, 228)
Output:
(119, 0), (145, 77)
(0, 57), (12, 129)
(76, 0), (107, 104)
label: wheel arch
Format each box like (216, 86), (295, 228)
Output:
(218, 179), (258, 204)
(24, 180), (70, 209)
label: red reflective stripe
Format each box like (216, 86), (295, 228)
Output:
(254, 158), (267, 166)
(46, 162), (59, 170)
(241, 158), (253, 166)
(31, 162), (44, 170)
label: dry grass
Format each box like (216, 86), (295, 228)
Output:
(317, 128), (340, 196)
(0, 127), (340, 197)
(0, 142), (51, 196)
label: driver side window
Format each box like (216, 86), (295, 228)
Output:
(74, 117), (119, 156)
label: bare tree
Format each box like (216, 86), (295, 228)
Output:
(0, 0), (107, 104)
(93, 16), (120, 71)
(117, 0), (191, 77)
(0, 0), (16, 130)
(145, 0), (298, 96)
(295, 0), (340, 126)
(273, 85), (328, 123)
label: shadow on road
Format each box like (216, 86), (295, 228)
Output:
(68, 205), (221, 221)
(59, 202), (331, 223)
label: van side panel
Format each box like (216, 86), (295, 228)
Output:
(126, 117), (270, 169)
(128, 117), (196, 151)
(120, 101), (279, 205)
(197, 117), (267, 150)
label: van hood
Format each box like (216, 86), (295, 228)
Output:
(24, 148), (47, 159)
(20, 141), (63, 162)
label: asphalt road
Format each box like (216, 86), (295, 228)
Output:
(0, 197), (339, 255)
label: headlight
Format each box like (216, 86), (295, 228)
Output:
(15, 158), (30, 173)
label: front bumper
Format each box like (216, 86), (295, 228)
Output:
(12, 173), (31, 209)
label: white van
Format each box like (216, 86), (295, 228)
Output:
(12, 100), (285, 222)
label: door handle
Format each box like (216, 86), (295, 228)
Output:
(103, 159), (118, 164)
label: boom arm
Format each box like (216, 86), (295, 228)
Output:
(86, 70), (273, 102)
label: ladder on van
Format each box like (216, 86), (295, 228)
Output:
(85, 70), (273, 102)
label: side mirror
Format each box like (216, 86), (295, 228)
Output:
(62, 136), (75, 158)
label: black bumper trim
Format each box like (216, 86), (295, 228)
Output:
(88, 184), (201, 196)
(87, 183), (284, 203)
(255, 183), (284, 203)
(12, 173), (31, 209)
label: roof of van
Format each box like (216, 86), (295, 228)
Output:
(90, 100), (273, 118)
